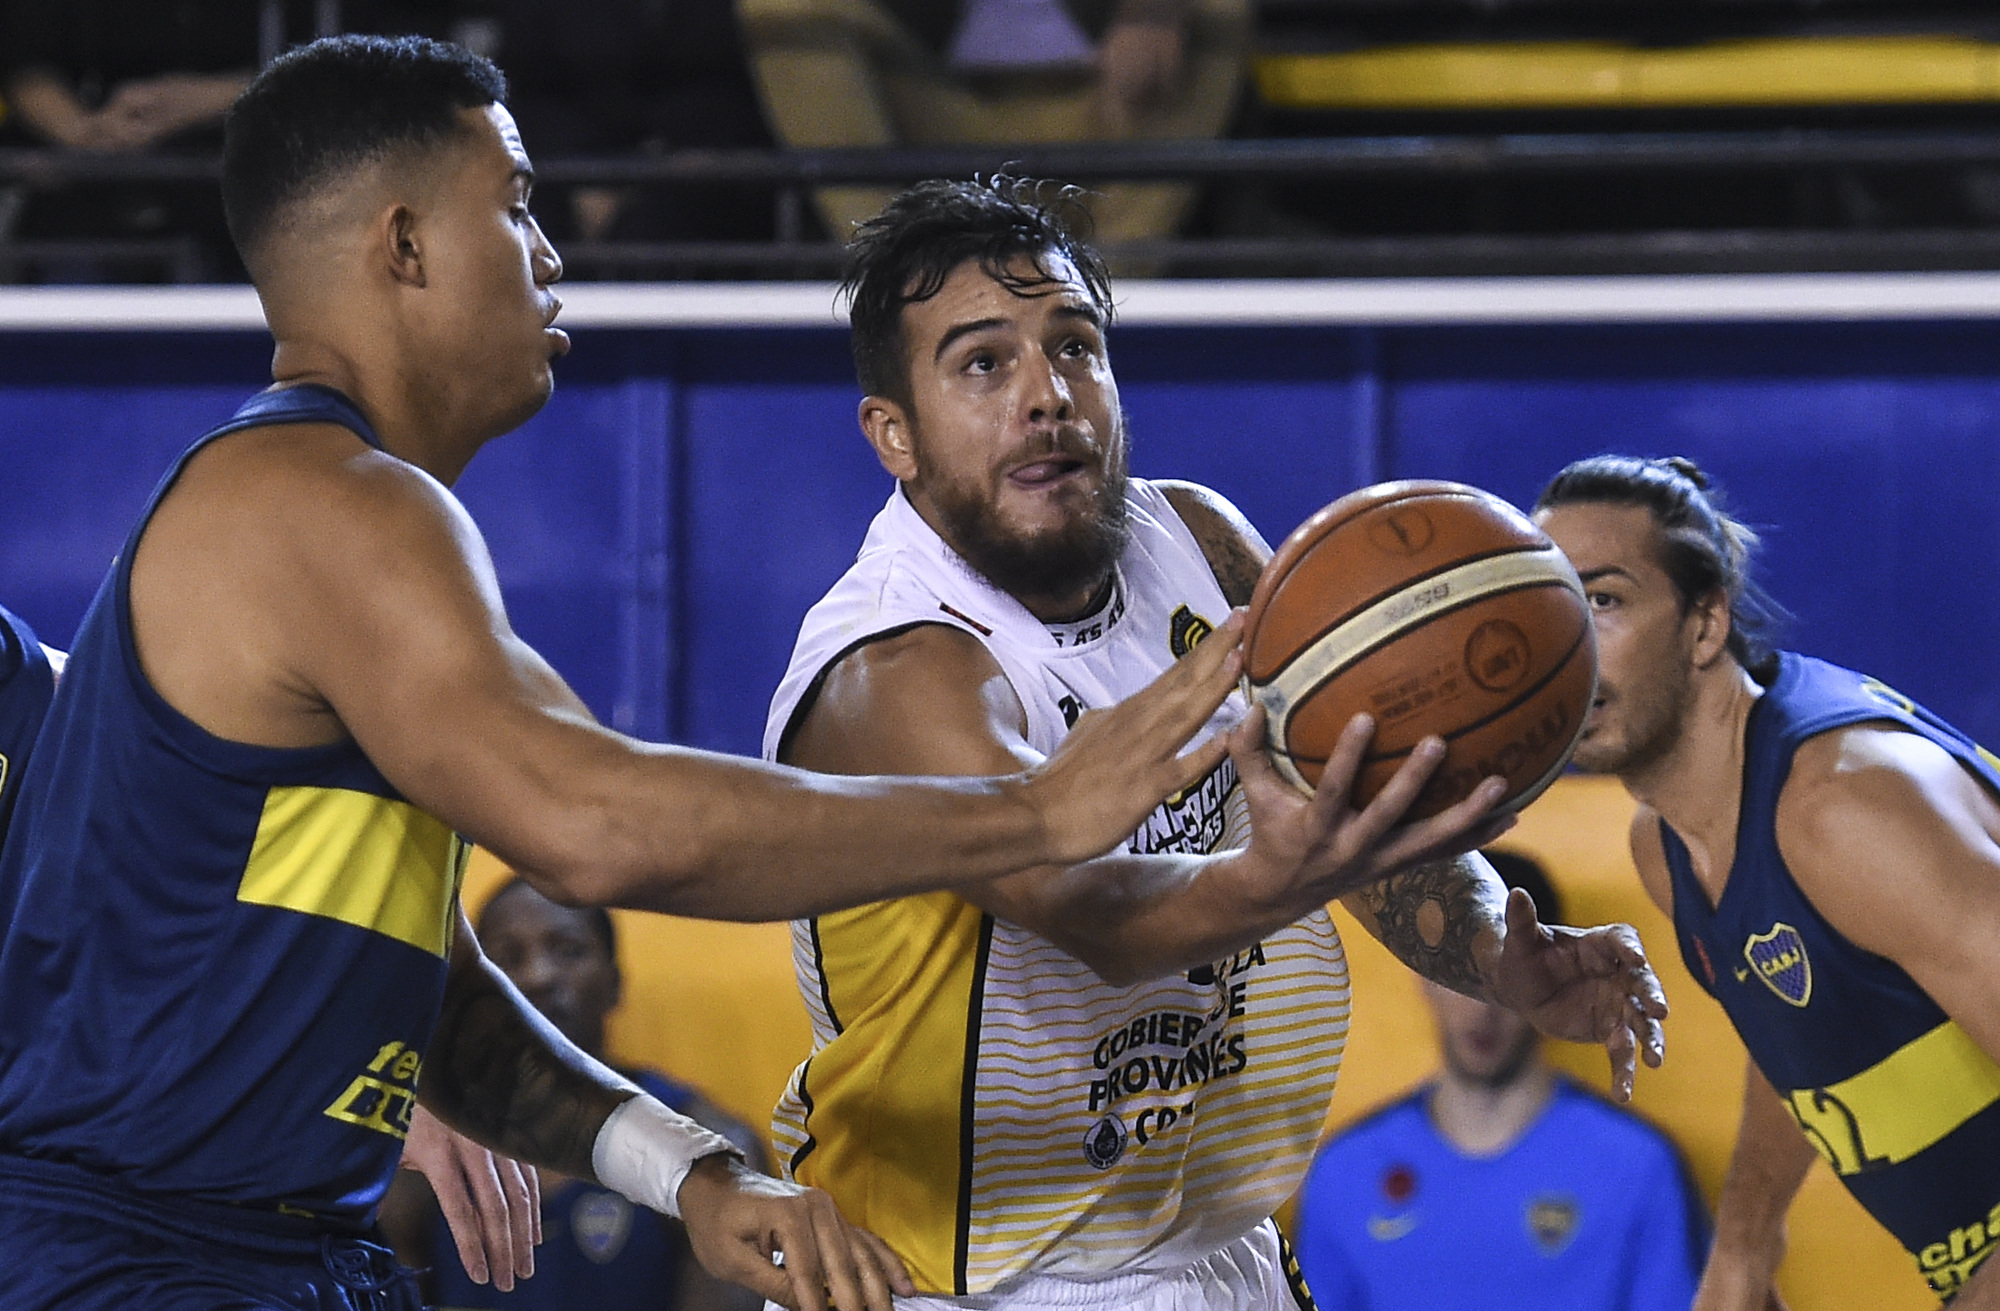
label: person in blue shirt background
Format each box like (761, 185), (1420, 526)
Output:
(382, 877), (771, 1311)
(1293, 849), (1707, 1311)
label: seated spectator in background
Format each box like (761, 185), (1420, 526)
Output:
(0, 0), (258, 153)
(0, 0), (265, 277)
(1292, 851), (1707, 1311)
(488, 0), (780, 246)
(735, 0), (1248, 247)
(381, 878), (770, 1311)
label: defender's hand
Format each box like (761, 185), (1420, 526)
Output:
(399, 1104), (541, 1290)
(677, 1155), (914, 1311)
(1224, 707), (1515, 915)
(1489, 889), (1669, 1102)
(1025, 612), (1242, 867)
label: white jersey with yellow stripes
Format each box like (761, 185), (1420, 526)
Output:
(762, 479), (1350, 1298)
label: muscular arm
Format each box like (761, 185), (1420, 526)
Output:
(127, 427), (1239, 921)
(1773, 725), (2000, 1308)
(420, 904), (637, 1177)
(782, 482), (1507, 986)
(1338, 855), (1509, 997)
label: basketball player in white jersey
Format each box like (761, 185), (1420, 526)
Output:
(761, 178), (1671, 1311)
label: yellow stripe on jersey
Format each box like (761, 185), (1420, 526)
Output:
(1784, 1021), (2000, 1176)
(789, 891), (987, 1293)
(238, 786), (467, 958)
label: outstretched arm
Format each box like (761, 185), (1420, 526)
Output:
(784, 620), (1509, 987)
(418, 904), (911, 1311)
(128, 425), (1241, 923)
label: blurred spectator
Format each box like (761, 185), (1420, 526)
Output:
(477, 0), (779, 246)
(1, 0), (258, 152)
(379, 877), (768, 1311)
(1291, 851), (1708, 1311)
(735, 0), (1249, 245)
(0, 0), (268, 278)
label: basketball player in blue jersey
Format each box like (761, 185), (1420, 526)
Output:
(0, 37), (1254, 1311)
(762, 178), (1669, 1311)
(1535, 455), (2000, 1308)
(0, 605), (546, 1298)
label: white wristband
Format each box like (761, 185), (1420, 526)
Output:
(590, 1095), (741, 1219)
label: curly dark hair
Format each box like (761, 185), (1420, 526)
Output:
(841, 176), (1113, 408)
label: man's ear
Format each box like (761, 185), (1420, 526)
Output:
(860, 395), (917, 480)
(384, 203), (425, 288)
(1688, 586), (1734, 668)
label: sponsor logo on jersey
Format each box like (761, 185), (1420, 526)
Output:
(1131, 756), (1239, 857)
(1083, 1113), (1129, 1170)
(1366, 1212), (1419, 1242)
(322, 1039), (422, 1140)
(572, 1190), (636, 1265)
(1744, 923), (1813, 1007)
(1917, 1200), (2000, 1296)
(1168, 604), (1214, 658)
(1527, 1195), (1580, 1254)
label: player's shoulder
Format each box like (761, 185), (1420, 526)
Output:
(1779, 721), (1977, 858)
(1544, 1077), (1685, 1167)
(1319, 1087), (1432, 1157)
(1151, 480), (1270, 606)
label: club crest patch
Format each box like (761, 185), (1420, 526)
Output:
(572, 1190), (636, 1265)
(1744, 922), (1813, 1007)
(1083, 1113), (1129, 1170)
(1526, 1194), (1580, 1254)
(1169, 605), (1213, 658)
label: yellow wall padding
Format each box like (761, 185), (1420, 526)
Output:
(463, 774), (1934, 1307)
(1254, 36), (2000, 110)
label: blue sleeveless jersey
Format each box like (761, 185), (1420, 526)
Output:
(1662, 652), (2000, 1301)
(0, 385), (468, 1226)
(0, 603), (55, 846)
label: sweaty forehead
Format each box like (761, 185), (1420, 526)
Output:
(1540, 502), (1671, 575)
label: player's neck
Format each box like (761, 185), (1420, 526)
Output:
(269, 339), (481, 485)
(1427, 1061), (1555, 1157)
(1622, 661), (1763, 900)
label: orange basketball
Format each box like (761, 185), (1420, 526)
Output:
(1242, 480), (1596, 821)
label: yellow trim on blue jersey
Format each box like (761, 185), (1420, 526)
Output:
(239, 787), (467, 957)
(1784, 1021), (2000, 1176)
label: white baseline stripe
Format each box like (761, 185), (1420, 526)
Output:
(6, 272), (2000, 331)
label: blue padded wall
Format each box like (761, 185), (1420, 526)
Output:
(1, 316), (1995, 762)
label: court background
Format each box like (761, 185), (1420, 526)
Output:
(6, 276), (1995, 1308)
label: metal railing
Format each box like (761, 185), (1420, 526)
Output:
(5, 127), (2000, 279)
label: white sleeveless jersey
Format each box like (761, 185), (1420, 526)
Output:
(762, 481), (1349, 1297)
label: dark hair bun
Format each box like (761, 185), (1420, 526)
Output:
(1660, 456), (1709, 489)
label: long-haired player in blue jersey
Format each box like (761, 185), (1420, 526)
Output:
(1536, 456), (2000, 1309)
(0, 35), (1256, 1311)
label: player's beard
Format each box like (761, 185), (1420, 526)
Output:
(1445, 1025), (1541, 1091)
(1572, 659), (1693, 779)
(926, 426), (1132, 611)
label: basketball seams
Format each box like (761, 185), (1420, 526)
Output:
(1249, 539), (1550, 682)
(1275, 616), (1592, 769)
(1254, 547), (1582, 723)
